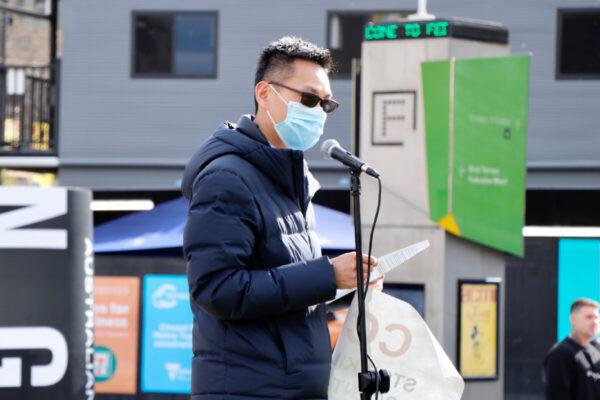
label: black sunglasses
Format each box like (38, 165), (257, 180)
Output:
(270, 81), (340, 114)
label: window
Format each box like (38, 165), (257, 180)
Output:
(327, 11), (411, 79)
(132, 12), (218, 78)
(556, 9), (600, 79)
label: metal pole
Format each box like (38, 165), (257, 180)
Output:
(49, 0), (58, 153)
(351, 172), (368, 371)
(350, 171), (373, 400)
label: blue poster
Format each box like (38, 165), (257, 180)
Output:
(141, 275), (193, 394)
(557, 239), (600, 341)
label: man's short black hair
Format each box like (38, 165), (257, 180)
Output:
(254, 36), (333, 111)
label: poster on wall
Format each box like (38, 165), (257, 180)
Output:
(457, 280), (499, 380)
(141, 275), (193, 394)
(94, 276), (140, 394)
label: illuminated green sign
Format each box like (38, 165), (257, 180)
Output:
(364, 24), (399, 40)
(364, 21), (450, 41)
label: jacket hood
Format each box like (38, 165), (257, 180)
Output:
(182, 115), (308, 207)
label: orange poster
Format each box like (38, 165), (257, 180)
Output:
(94, 276), (140, 394)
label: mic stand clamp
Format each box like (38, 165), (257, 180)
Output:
(349, 170), (390, 399)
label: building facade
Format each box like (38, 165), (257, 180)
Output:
(55, 0), (600, 193)
(1, 0), (599, 399)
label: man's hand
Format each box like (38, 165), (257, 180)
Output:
(369, 277), (384, 292)
(330, 252), (378, 289)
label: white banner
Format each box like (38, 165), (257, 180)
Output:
(328, 290), (464, 400)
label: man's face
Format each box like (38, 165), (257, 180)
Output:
(265, 58), (333, 125)
(571, 305), (600, 340)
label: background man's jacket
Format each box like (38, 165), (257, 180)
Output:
(182, 115), (337, 400)
(543, 337), (600, 400)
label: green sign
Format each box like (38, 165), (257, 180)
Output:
(364, 21), (449, 41)
(422, 55), (530, 256)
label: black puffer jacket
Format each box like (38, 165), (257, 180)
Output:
(182, 114), (337, 399)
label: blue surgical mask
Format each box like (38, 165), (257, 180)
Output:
(267, 86), (326, 151)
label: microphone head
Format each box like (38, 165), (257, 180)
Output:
(320, 139), (340, 160)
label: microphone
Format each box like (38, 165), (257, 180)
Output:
(320, 139), (380, 178)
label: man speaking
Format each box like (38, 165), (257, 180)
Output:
(182, 37), (377, 399)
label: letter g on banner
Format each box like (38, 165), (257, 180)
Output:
(0, 327), (68, 387)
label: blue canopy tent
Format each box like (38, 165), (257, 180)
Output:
(94, 197), (354, 255)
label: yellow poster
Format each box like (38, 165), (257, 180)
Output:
(458, 282), (498, 379)
(94, 276), (140, 394)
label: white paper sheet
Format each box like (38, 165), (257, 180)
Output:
(327, 240), (430, 304)
(328, 290), (465, 400)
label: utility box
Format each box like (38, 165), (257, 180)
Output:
(358, 18), (529, 400)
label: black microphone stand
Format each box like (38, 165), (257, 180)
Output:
(349, 170), (390, 399)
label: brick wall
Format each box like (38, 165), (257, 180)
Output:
(3, 0), (52, 65)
